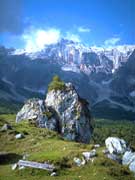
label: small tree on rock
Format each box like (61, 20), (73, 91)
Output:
(48, 75), (66, 92)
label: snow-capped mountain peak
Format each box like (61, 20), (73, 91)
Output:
(12, 39), (135, 74)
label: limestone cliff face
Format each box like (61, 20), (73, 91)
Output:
(16, 98), (58, 131)
(16, 83), (93, 143)
(45, 83), (93, 143)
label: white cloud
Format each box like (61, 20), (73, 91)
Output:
(22, 27), (83, 52)
(65, 32), (81, 42)
(78, 26), (91, 33)
(104, 37), (120, 46)
(22, 28), (61, 52)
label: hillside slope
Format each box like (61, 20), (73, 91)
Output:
(0, 114), (135, 180)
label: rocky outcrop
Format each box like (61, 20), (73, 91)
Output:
(105, 137), (127, 154)
(16, 98), (45, 124)
(45, 83), (92, 143)
(16, 82), (93, 143)
(106, 153), (121, 163)
(105, 137), (135, 174)
(122, 151), (135, 174)
(16, 98), (58, 130)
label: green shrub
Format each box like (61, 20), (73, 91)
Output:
(48, 75), (66, 92)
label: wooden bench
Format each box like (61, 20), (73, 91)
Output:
(18, 160), (55, 171)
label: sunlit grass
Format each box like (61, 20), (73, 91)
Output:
(0, 114), (134, 180)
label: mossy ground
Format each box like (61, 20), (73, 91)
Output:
(0, 114), (135, 180)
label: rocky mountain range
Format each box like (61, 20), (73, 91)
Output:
(0, 39), (135, 120)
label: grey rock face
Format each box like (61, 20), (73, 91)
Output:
(16, 98), (58, 130)
(105, 137), (127, 154)
(122, 151), (135, 173)
(129, 161), (135, 174)
(16, 83), (93, 143)
(106, 153), (121, 163)
(104, 137), (135, 174)
(16, 98), (46, 126)
(45, 83), (93, 143)
(122, 151), (135, 165)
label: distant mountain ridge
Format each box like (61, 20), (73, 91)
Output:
(0, 40), (135, 120)
(13, 39), (135, 74)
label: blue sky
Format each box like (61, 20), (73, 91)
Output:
(0, 0), (135, 50)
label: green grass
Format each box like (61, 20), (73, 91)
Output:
(0, 114), (135, 180)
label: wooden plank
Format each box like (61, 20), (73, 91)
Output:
(18, 160), (55, 171)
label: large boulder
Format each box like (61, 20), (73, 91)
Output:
(16, 98), (45, 124)
(16, 98), (58, 130)
(122, 151), (135, 173)
(106, 153), (121, 163)
(105, 137), (127, 154)
(45, 82), (93, 143)
(122, 151), (135, 165)
(16, 82), (93, 143)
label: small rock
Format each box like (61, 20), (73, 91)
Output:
(1, 124), (12, 131)
(73, 157), (83, 167)
(11, 163), (18, 170)
(15, 133), (24, 139)
(94, 144), (100, 148)
(82, 152), (91, 161)
(50, 172), (57, 176)
(74, 157), (82, 166)
(82, 149), (96, 161)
